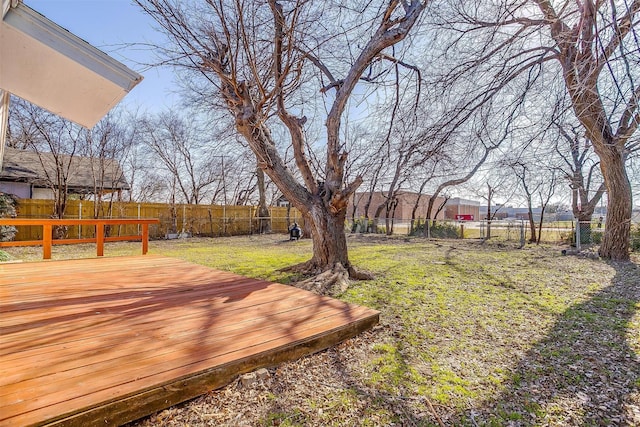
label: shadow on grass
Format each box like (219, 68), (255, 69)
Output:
(464, 261), (640, 426)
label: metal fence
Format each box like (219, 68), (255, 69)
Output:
(346, 218), (605, 245)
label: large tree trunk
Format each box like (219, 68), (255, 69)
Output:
(304, 203), (349, 270)
(570, 94), (631, 258)
(289, 201), (371, 294)
(598, 149), (632, 260)
(531, 0), (636, 260)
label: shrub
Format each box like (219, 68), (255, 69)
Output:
(349, 218), (385, 234)
(349, 217), (372, 233)
(0, 193), (17, 242)
(410, 221), (460, 238)
(563, 224), (601, 245)
(631, 224), (640, 252)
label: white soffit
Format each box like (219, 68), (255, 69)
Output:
(2, 0), (19, 19)
(0, 2), (143, 128)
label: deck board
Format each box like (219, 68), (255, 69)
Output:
(0, 255), (379, 426)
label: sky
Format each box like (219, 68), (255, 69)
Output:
(25, 0), (180, 113)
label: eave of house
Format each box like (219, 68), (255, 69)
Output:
(0, 147), (131, 193)
(0, 0), (143, 128)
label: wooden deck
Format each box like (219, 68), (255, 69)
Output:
(0, 255), (379, 427)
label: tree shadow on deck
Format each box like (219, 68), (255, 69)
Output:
(462, 260), (640, 426)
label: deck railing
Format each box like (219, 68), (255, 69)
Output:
(0, 218), (160, 259)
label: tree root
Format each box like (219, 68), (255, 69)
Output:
(279, 262), (375, 296)
(279, 260), (321, 275)
(297, 264), (350, 295)
(347, 266), (375, 281)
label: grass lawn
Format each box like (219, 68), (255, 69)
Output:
(4, 235), (640, 426)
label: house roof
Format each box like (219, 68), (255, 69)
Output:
(0, 0), (142, 128)
(0, 146), (130, 192)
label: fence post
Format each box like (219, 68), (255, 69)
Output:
(182, 204), (186, 236)
(78, 201), (82, 239)
(223, 205), (227, 235)
(575, 220), (581, 251)
(208, 209), (214, 236)
(142, 223), (149, 255)
(43, 223), (52, 260)
(519, 220), (525, 248)
(96, 222), (104, 257)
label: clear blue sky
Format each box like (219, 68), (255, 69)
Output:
(24, 0), (179, 113)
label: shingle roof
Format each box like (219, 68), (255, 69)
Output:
(0, 147), (130, 192)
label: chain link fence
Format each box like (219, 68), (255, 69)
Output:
(346, 217), (611, 245)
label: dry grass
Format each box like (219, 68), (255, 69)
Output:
(3, 235), (640, 426)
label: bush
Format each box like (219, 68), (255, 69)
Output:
(563, 223), (602, 245)
(349, 218), (385, 234)
(0, 250), (10, 262)
(410, 221), (460, 238)
(349, 218), (372, 233)
(631, 225), (640, 252)
(0, 193), (17, 242)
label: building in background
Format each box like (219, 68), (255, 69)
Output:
(0, 147), (129, 199)
(349, 191), (481, 221)
(444, 197), (480, 221)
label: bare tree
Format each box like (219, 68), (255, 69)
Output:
(9, 100), (80, 224)
(371, 131), (420, 235)
(6, 96), (37, 150)
(536, 168), (558, 245)
(553, 122), (606, 225)
(136, 0), (428, 285)
(424, 142), (495, 232)
(466, 167), (518, 240)
(432, 0), (640, 260)
(82, 110), (138, 218)
(141, 112), (220, 205)
(122, 141), (167, 203)
(511, 160), (541, 243)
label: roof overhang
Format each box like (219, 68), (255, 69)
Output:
(0, 0), (143, 128)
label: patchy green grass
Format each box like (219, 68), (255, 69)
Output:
(5, 234), (640, 426)
(0, 250), (10, 262)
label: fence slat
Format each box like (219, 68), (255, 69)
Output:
(9, 199), (302, 241)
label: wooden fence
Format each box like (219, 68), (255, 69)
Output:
(10, 199), (303, 241)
